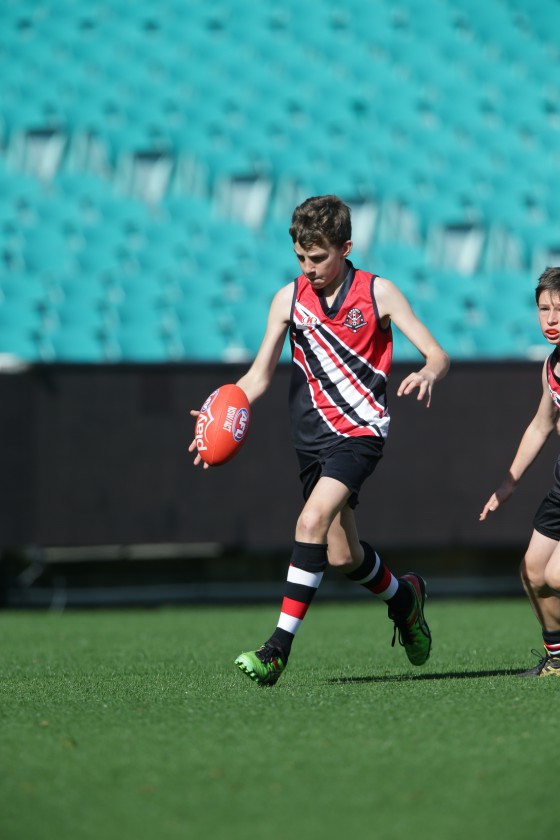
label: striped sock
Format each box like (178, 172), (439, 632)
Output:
(267, 541), (328, 658)
(543, 629), (560, 658)
(346, 540), (413, 616)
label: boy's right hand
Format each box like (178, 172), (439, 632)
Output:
(188, 410), (210, 469)
(479, 476), (516, 520)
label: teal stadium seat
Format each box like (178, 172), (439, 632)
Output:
(41, 327), (105, 363)
(110, 324), (170, 362)
(0, 326), (38, 359)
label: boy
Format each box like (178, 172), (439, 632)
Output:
(480, 266), (560, 677)
(190, 195), (450, 686)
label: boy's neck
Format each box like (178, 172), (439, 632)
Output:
(321, 261), (349, 304)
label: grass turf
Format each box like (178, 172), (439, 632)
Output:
(0, 599), (555, 840)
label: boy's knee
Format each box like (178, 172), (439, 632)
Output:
(520, 555), (547, 594)
(544, 562), (560, 593)
(296, 508), (330, 543)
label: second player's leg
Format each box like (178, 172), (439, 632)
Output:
(520, 529), (560, 631)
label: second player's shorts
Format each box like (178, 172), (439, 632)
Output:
(533, 488), (560, 541)
(296, 436), (384, 509)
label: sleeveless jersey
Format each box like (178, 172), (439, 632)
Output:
(545, 348), (560, 490)
(289, 261), (392, 451)
(547, 348), (560, 409)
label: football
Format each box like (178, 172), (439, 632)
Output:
(194, 384), (251, 465)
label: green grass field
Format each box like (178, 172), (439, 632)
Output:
(0, 599), (555, 840)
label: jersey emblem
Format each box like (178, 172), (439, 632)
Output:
(344, 308), (368, 332)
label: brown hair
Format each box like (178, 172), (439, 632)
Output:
(535, 266), (560, 303)
(289, 195), (352, 249)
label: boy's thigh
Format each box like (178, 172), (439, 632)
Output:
(524, 529), (559, 579)
(533, 490), (560, 542)
(297, 437), (384, 509)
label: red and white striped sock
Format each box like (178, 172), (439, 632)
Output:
(346, 541), (413, 616)
(543, 629), (560, 658)
(268, 541), (327, 657)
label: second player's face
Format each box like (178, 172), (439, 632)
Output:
(538, 290), (560, 344)
(293, 240), (352, 292)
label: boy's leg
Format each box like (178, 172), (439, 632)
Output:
(328, 507), (432, 666)
(518, 530), (560, 676)
(234, 477), (350, 686)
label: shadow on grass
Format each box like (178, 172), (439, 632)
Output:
(327, 668), (519, 684)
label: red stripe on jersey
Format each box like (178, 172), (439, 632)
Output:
(292, 344), (369, 437)
(309, 318), (387, 417)
(281, 596), (310, 620)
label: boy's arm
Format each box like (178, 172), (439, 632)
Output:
(188, 283), (292, 467)
(374, 277), (450, 407)
(480, 361), (558, 520)
(235, 283), (292, 402)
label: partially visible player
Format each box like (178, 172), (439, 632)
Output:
(190, 194), (450, 686)
(480, 266), (560, 677)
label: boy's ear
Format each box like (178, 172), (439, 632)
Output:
(342, 240), (353, 257)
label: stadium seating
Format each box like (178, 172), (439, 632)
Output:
(0, 0), (558, 362)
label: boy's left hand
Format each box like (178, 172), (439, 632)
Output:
(397, 370), (436, 407)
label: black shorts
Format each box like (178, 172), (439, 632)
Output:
(296, 436), (384, 509)
(533, 489), (560, 541)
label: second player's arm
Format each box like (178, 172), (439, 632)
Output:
(479, 362), (558, 519)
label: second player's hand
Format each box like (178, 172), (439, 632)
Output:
(397, 370), (436, 407)
(188, 409), (210, 469)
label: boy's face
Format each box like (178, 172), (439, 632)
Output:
(293, 239), (352, 291)
(538, 289), (560, 344)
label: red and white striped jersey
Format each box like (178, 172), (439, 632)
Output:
(288, 261), (392, 451)
(546, 349), (560, 409)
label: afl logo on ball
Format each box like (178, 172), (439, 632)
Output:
(344, 308), (368, 332)
(233, 407), (249, 442)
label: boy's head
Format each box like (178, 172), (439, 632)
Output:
(536, 266), (560, 304)
(289, 195), (352, 249)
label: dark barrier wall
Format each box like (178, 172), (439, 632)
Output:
(0, 361), (557, 551)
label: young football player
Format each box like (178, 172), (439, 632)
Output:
(190, 194), (450, 686)
(480, 266), (560, 677)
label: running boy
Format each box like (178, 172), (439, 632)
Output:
(190, 195), (450, 686)
(480, 266), (560, 677)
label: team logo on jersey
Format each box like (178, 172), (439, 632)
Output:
(344, 308), (368, 332)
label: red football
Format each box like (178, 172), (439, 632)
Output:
(194, 384), (251, 465)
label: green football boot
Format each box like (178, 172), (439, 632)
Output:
(234, 642), (286, 686)
(389, 574), (432, 666)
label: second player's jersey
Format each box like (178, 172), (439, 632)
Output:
(289, 261), (392, 451)
(547, 348), (560, 409)
(545, 349), (560, 490)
